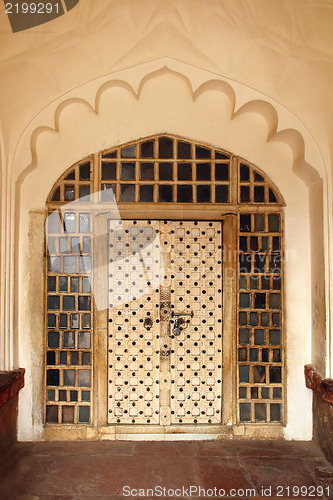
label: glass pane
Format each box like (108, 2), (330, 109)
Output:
(272, 312), (281, 326)
(140, 185), (154, 202)
(59, 314), (67, 328)
(71, 237), (79, 253)
(239, 366), (250, 383)
(239, 276), (247, 290)
(261, 313), (269, 326)
(269, 330), (281, 345)
(216, 151), (229, 160)
(71, 352), (79, 365)
(177, 141), (191, 159)
(62, 406), (74, 423)
(240, 214), (251, 232)
(140, 162), (154, 180)
(240, 164), (250, 181)
(269, 189), (277, 202)
(120, 162), (135, 180)
(63, 332), (75, 348)
(46, 406), (58, 423)
(273, 349), (281, 362)
(270, 404), (281, 422)
(82, 352), (91, 365)
(239, 312), (247, 325)
(70, 277), (79, 293)
(239, 329), (250, 344)
(78, 406), (90, 423)
(64, 185), (75, 201)
(251, 387), (258, 398)
(82, 277), (91, 293)
(177, 185), (192, 203)
(47, 237), (56, 254)
(81, 391), (90, 402)
(79, 296), (91, 310)
(196, 163), (211, 180)
(261, 276), (270, 290)
(63, 296), (75, 310)
(254, 254), (266, 273)
(159, 137), (173, 158)
(48, 256), (60, 273)
(273, 237), (280, 251)
(273, 387), (282, 399)
(79, 256), (91, 273)
(196, 146), (210, 159)
(159, 163), (173, 180)
(48, 296), (60, 310)
(83, 237), (90, 253)
(270, 294), (280, 309)
(250, 349), (258, 362)
(52, 187), (60, 201)
(215, 185), (229, 203)
(101, 184), (116, 202)
(239, 387), (247, 398)
(239, 254), (251, 273)
(47, 390), (55, 401)
(261, 349), (268, 362)
(48, 276), (56, 292)
(261, 236), (269, 251)
(262, 387), (270, 399)
(47, 369), (59, 386)
(250, 312), (258, 326)
(59, 237), (68, 253)
(48, 212), (62, 234)
(80, 162), (90, 180)
(47, 351), (56, 365)
(178, 163), (192, 180)
(48, 331), (59, 348)
(254, 330), (265, 345)
(239, 403), (251, 422)
(121, 144), (136, 158)
(71, 313), (79, 329)
(59, 390), (67, 401)
(82, 314), (91, 329)
(65, 170), (75, 180)
(103, 150), (117, 159)
(250, 276), (259, 289)
(240, 186), (250, 202)
(47, 314), (56, 328)
(254, 293), (266, 309)
(269, 214), (280, 232)
(79, 213), (90, 233)
(64, 213), (76, 233)
(270, 367), (281, 383)
(254, 214), (265, 232)
(239, 236), (247, 251)
(140, 140), (154, 158)
(79, 370), (91, 387)
(254, 186), (265, 202)
(78, 331), (91, 348)
(253, 366), (266, 383)
(254, 172), (264, 182)
(215, 163), (229, 181)
(197, 185), (211, 203)
(238, 348), (247, 361)
(239, 293), (250, 308)
(59, 276), (68, 292)
(120, 184), (135, 202)
(159, 185), (173, 202)
(70, 390), (78, 402)
(59, 351), (67, 364)
(255, 403), (267, 421)
(102, 162), (117, 180)
(63, 256), (76, 273)
(63, 370), (75, 386)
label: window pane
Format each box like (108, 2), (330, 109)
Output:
(241, 186), (250, 202)
(269, 214), (280, 232)
(177, 163), (192, 180)
(140, 185), (154, 202)
(121, 145), (136, 158)
(78, 331), (91, 349)
(177, 185), (192, 203)
(254, 186), (265, 202)
(63, 370), (75, 386)
(196, 163), (211, 180)
(79, 370), (91, 387)
(63, 256), (76, 273)
(101, 184), (116, 202)
(197, 185), (211, 203)
(47, 369), (59, 386)
(78, 406), (90, 423)
(63, 296), (75, 310)
(59, 276), (68, 292)
(159, 163), (173, 180)
(48, 296), (60, 310)
(159, 185), (173, 202)
(70, 277), (79, 293)
(64, 213), (76, 233)
(215, 163), (229, 181)
(120, 162), (135, 180)
(79, 214), (90, 233)
(82, 277), (91, 293)
(79, 162), (90, 180)
(140, 162), (154, 180)
(102, 162), (116, 180)
(79, 296), (91, 310)
(63, 332), (75, 348)
(140, 141), (154, 158)
(196, 146), (210, 159)
(48, 276), (56, 292)
(65, 185), (75, 201)
(62, 406), (74, 423)
(48, 331), (59, 348)
(177, 141), (191, 159)
(239, 366), (250, 383)
(239, 403), (251, 422)
(120, 184), (135, 202)
(240, 164), (250, 181)
(159, 137), (173, 158)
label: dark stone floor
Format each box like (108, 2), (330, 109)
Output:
(0, 440), (332, 499)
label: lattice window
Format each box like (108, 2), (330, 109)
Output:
(45, 210), (92, 424)
(100, 136), (232, 204)
(238, 211), (283, 423)
(45, 134), (284, 428)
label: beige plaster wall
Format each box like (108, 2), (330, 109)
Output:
(0, 0), (331, 440)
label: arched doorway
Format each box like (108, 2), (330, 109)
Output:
(44, 134), (284, 439)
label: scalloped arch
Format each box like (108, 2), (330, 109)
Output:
(16, 64), (322, 192)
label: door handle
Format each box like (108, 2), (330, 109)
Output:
(171, 311), (193, 336)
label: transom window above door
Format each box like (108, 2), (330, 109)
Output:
(48, 134), (282, 206)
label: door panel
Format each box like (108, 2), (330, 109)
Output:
(108, 220), (222, 426)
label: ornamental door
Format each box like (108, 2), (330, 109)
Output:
(108, 219), (223, 425)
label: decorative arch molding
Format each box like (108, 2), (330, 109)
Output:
(14, 58), (328, 440)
